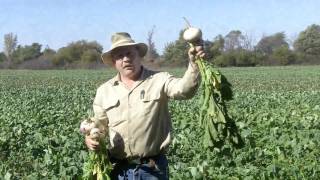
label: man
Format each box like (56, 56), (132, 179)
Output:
(85, 32), (205, 179)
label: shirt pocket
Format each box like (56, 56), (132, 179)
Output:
(101, 99), (122, 127)
(101, 98), (119, 110)
(142, 90), (161, 102)
(141, 91), (162, 116)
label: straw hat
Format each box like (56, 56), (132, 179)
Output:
(101, 32), (148, 66)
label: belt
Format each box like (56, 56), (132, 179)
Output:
(111, 154), (162, 166)
(128, 156), (156, 165)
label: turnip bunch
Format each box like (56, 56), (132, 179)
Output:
(183, 19), (243, 149)
(80, 118), (112, 180)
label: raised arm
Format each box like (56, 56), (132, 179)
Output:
(164, 44), (205, 100)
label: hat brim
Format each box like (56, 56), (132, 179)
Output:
(101, 42), (148, 66)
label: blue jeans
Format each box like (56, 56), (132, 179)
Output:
(110, 154), (169, 180)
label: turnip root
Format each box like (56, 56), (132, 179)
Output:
(183, 27), (202, 43)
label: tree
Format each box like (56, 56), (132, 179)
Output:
(256, 32), (289, 55)
(213, 31), (257, 67)
(242, 32), (255, 51)
(294, 24), (320, 64)
(52, 40), (103, 66)
(52, 47), (71, 66)
(12, 43), (42, 63)
(3, 33), (17, 62)
(209, 35), (224, 60)
(162, 30), (189, 66)
(80, 49), (100, 64)
(213, 53), (236, 67)
(43, 46), (56, 56)
(0, 52), (6, 62)
(234, 50), (257, 66)
(224, 30), (245, 51)
(145, 26), (159, 62)
(271, 46), (295, 65)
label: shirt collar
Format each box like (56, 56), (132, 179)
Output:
(111, 66), (147, 86)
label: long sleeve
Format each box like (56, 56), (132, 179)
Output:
(92, 89), (109, 130)
(164, 63), (200, 100)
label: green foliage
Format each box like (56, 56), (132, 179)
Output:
(52, 40), (103, 66)
(162, 30), (189, 66)
(0, 70), (115, 179)
(162, 28), (314, 67)
(213, 50), (257, 67)
(212, 54), (233, 67)
(168, 66), (320, 179)
(11, 43), (42, 63)
(210, 31), (257, 67)
(234, 50), (257, 66)
(209, 35), (224, 60)
(81, 49), (101, 64)
(256, 32), (289, 55)
(0, 52), (7, 62)
(40, 47), (57, 64)
(82, 140), (112, 180)
(52, 47), (73, 65)
(196, 59), (242, 149)
(294, 24), (320, 56)
(294, 24), (320, 64)
(224, 30), (246, 51)
(271, 46), (296, 65)
(43, 47), (56, 56)
(1, 66), (320, 179)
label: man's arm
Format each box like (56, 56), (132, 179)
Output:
(164, 44), (205, 100)
(85, 88), (109, 151)
(164, 63), (200, 100)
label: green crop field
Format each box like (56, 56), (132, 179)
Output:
(1, 66), (320, 179)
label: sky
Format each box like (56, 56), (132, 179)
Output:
(0, 0), (319, 53)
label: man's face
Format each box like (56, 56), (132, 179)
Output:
(111, 46), (142, 80)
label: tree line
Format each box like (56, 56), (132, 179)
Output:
(163, 24), (320, 67)
(0, 34), (104, 69)
(1, 24), (319, 69)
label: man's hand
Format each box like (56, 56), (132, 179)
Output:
(188, 42), (206, 63)
(85, 135), (99, 151)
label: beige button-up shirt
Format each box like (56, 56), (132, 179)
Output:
(93, 63), (199, 159)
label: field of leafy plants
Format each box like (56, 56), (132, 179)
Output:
(1, 66), (320, 179)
